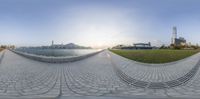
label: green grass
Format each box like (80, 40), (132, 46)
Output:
(110, 49), (200, 64)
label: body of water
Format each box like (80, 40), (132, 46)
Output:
(15, 49), (101, 57)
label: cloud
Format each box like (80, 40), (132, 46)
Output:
(1, 0), (200, 47)
(52, 5), (140, 48)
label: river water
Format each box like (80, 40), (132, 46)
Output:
(15, 48), (101, 57)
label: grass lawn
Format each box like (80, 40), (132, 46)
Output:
(110, 49), (200, 64)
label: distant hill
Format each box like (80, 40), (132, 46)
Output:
(16, 43), (92, 49)
(51, 43), (92, 49)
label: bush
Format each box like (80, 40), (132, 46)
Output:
(173, 46), (181, 49)
(191, 45), (199, 49)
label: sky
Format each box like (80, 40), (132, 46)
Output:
(0, 0), (200, 48)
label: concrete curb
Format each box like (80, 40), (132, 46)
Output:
(0, 50), (5, 64)
(11, 49), (103, 63)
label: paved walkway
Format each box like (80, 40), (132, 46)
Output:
(0, 50), (200, 99)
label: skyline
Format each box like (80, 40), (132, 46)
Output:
(0, 0), (200, 48)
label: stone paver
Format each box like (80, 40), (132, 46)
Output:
(108, 50), (200, 89)
(0, 50), (200, 98)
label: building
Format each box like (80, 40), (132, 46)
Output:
(49, 41), (91, 49)
(171, 26), (177, 44)
(174, 37), (186, 46)
(51, 40), (54, 46)
(133, 42), (153, 49)
(171, 27), (186, 46)
(112, 42), (153, 50)
(134, 42), (151, 48)
(112, 45), (126, 49)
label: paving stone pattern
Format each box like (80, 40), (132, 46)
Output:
(0, 50), (200, 98)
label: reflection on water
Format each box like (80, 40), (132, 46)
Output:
(15, 49), (101, 57)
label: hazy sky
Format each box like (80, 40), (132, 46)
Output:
(0, 0), (200, 48)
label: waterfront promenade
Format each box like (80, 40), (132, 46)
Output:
(1, 50), (200, 99)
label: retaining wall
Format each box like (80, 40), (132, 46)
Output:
(11, 49), (103, 63)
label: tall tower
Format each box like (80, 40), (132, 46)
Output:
(171, 26), (177, 44)
(52, 40), (54, 46)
